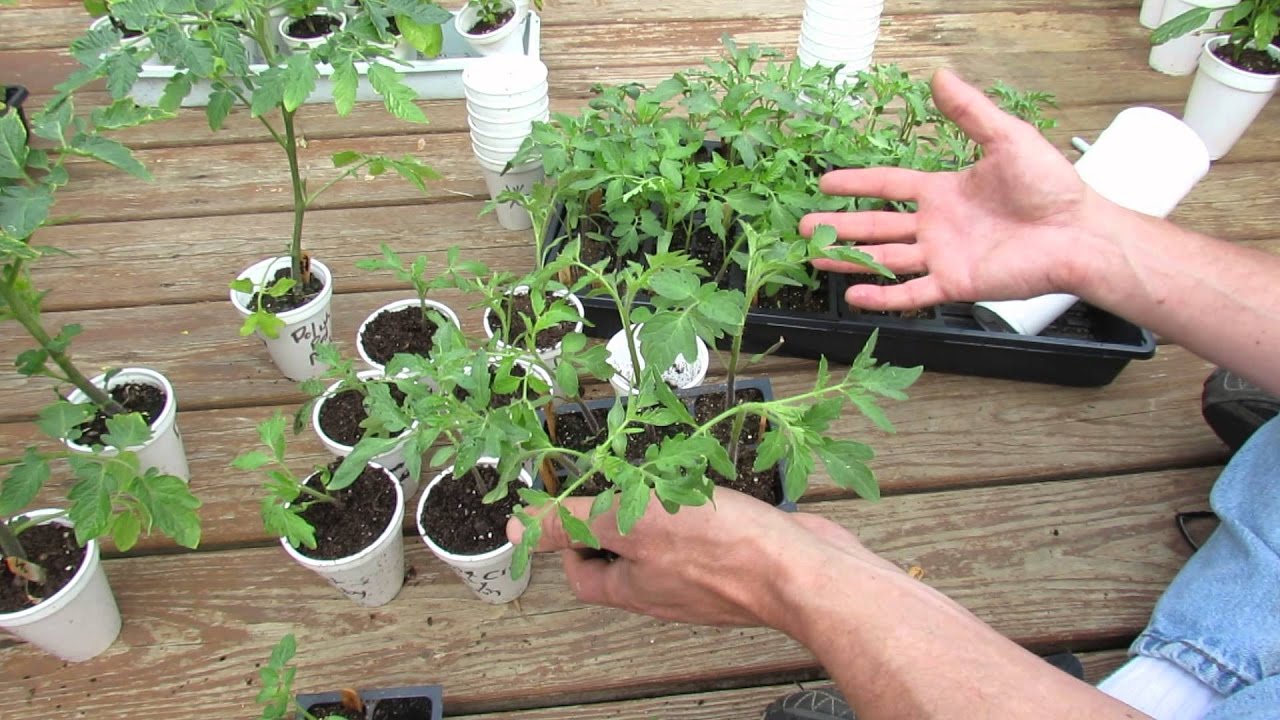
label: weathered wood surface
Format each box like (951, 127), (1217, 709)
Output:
(1, 0), (1259, 716)
(0, 469), (1214, 716)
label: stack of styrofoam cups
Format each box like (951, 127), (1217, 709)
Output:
(797, 0), (885, 82)
(973, 107), (1210, 336)
(462, 55), (550, 231)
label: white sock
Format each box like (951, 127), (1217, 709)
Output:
(1098, 655), (1225, 720)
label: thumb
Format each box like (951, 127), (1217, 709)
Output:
(931, 68), (1016, 148)
(505, 496), (610, 552)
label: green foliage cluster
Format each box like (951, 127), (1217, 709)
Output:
(1152, 0), (1280, 62)
(68, 0), (446, 335)
(0, 104), (201, 587)
(505, 37), (1056, 299)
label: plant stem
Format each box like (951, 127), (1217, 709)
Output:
(724, 329), (745, 462)
(0, 266), (126, 415)
(282, 108), (308, 284)
(0, 521), (28, 564)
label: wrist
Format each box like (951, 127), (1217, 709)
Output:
(1053, 188), (1152, 303)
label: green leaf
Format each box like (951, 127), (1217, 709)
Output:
(557, 504), (600, 549)
(232, 450), (272, 471)
(282, 52), (320, 112)
(68, 134), (151, 180)
(332, 150), (363, 167)
(588, 487), (615, 520)
(263, 499), (317, 549)
(206, 87), (235, 131)
(103, 50), (143, 100)
(66, 455), (116, 544)
(102, 412), (151, 450)
(397, 15), (443, 57)
(0, 448), (50, 516)
(0, 184), (55, 240)
(110, 511), (142, 552)
(817, 439), (879, 501)
(617, 477), (649, 535)
(1151, 7), (1214, 45)
(257, 413), (289, 463)
(0, 111), (28, 180)
(131, 470), (202, 548)
(367, 63), (427, 124)
(90, 99), (172, 131)
(332, 57), (359, 117)
(158, 71), (194, 113)
(250, 66), (287, 117)
(37, 401), (95, 443)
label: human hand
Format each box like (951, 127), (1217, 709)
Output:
(802, 68), (1105, 311)
(507, 489), (891, 628)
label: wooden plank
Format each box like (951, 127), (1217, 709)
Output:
(0, 344), (1223, 550)
(0, 468), (1214, 717)
(28, 202), (535, 311)
(457, 650), (1131, 719)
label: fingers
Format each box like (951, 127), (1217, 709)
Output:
(561, 546), (631, 608)
(801, 211), (917, 244)
(506, 497), (616, 552)
(813, 243), (927, 277)
(819, 167), (930, 202)
(930, 68), (1015, 148)
(845, 275), (949, 311)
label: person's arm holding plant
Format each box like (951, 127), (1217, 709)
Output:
(509, 490), (1146, 719)
(802, 68), (1280, 396)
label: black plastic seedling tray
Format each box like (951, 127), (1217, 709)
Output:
(544, 213), (1155, 387)
(297, 684), (444, 720)
(2, 85), (29, 138)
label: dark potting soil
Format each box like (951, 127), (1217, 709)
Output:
(254, 264), (326, 315)
(420, 465), (518, 556)
(75, 381), (164, 447)
(296, 463), (398, 561)
(371, 696), (435, 720)
(693, 387), (767, 446)
(844, 273), (934, 319)
(305, 704), (360, 720)
(683, 225), (733, 285)
(360, 306), (443, 365)
(709, 444), (784, 506)
(0, 523), (86, 613)
(468, 9), (515, 35)
(287, 14), (342, 39)
(554, 405), (694, 460)
(318, 383), (409, 446)
(754, 274), (830, 314)
(1213, 43), (1280, 75)
(486, 291), (573, 351)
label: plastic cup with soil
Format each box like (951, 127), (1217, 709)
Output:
(281, 461), (406, 607)
(482, 285), (584, 368)
(0, 511), (122, 662)
(415, 460), (532, 603)
(356, 298), (462, 372)
(62, 367), (190, 482)
(1182, 36), (1280, 160)
(454, 0), (525, 56)
(279, 9), (347, 51)
(231, 256), (335, 381)
(605, 324), (709, 396)
(312, 370), (421, 498)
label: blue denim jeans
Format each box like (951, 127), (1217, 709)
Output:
(1129, 415), (1280, 717)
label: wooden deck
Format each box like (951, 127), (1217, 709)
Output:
(2, 0), (1275, 716)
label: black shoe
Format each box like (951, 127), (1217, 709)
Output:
(760, 653), (1085, 719)
(1201, 368), (1280, 454)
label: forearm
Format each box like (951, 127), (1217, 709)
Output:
(766, 546), (1146, 719)
(1068, 191), (1280, 396)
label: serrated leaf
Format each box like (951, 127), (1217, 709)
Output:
(250, 66), (287, 117)
(557, 504), (599, 549)
(331, 57), (359, 117)
(206, 87), (235, 131)
(0, 111), (28, 179)
(263, 499), (317, 549)
(37, 401), (95, 442)
(367, 62), (427, 124)
(68, 134), (151, 180)
(0, 448), (50, 516)
(91, 99), (171, 130)
(282, 52), (319, 112)
(158, 71), (193, 113)
(110, 511), (142, 552)
(102, 412), (151, 450)
(232, 450), (272, 471)
(131, 471), (202, 548)
(0, 185), (54, 241)
(617, 477), (649, 535)
(396, 15), (443, 56)
(66, 454), (116, 544)
(817, 439), (878, 501)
